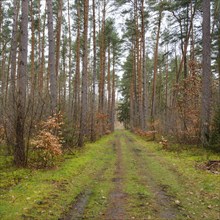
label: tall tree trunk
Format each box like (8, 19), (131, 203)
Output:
(111, 52), (116, 132)
(91, 0), (97, 141)
(98, 0), (106, 135)
(190, 0), (195, 70)
(14, 0), (28, 167)
(46, 0), (57, 114)
(7, 0), (20, 148)
(39, 6), (46, 95)
(56, 0), (63, 108)
(67, 0), (72, 117)
(165, 46), (169, 131)
(74, 0), (81, 124)
(201, 0), (211, 147)
(1, 45), (6, 106)
(61, 33), (67, 110)
(141, 0), (148, 130)
(30, 0), (35, 97)
(130, 46), (135, 130)
(107, 42), (111, 126)
(151, 7), (162, 136)
(134, 0), (144, 130)
(133, 39), (138, 128)
(37, 0), (41, 70)
(78, 0), (89, 147)
(10, 0), (20, 107)
(217, 13), (220, 105)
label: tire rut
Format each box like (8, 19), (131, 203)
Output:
(124, 135), (181, 219)
(103, 136), (128, 220)
(61, 140), (116, 220)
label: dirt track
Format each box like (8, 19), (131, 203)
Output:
(64, 133), (189, 220)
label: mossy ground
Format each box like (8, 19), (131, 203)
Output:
(0, 135), (116, 220)
(0, 130), (219, 219)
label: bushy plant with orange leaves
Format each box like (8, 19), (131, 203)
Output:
(174, 72), (201, 143)
(96, 113), (109, 135)
(30, 112), (64, 168)
(134, 128), (157, 140)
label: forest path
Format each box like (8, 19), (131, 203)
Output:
(63, 131), (191, 220)
(1, 130), (219, 220)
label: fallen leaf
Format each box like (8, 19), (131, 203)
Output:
(207, 205), (212, 209)
(175, 200), (181, 205)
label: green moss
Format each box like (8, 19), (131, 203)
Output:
(0, 131), (219, 220)
(125, 131), (220, 219)
(120, 136), (153, 219)
(0, 134), (116, 220)
(83, 166), (115, 219)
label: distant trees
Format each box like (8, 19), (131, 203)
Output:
(0, 0), (121, 166)
(0, 0), (219, 167)
(118, 0), (219, 148)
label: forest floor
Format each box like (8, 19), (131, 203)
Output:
(0, 130), (220, 220)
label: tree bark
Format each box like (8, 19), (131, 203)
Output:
(46, 0), (57, 114)
(56, 0), (63, 108)
(201, 0), (211, 147)
(39, 6), (46, 94)
(111, 52), (116, 132)
(14, 0), (28, 167)
(78, 0), (89, 147)
(134, 0), (144, 130)
(73, 0), (81, 124)
(141, 0), (148, 130)
(107, 42), (111, 126)
(151, 7), (162, 135)
(10, 0), (19, 106)
(98, 0), (106, 135)
(91, 0), (97, 141)
(30, 0), (35, 97)
(67, 0), (72, 117)
(130, 46), (135, 130)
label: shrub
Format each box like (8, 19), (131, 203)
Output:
(30, 112), (64, 168)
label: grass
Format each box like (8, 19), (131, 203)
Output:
(120, 136), (153, 219)
(126, 131), (220, 219)
(0, 134), (116, 220)
(82, 149), (116, 219)
(0, 130), (219, 220)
